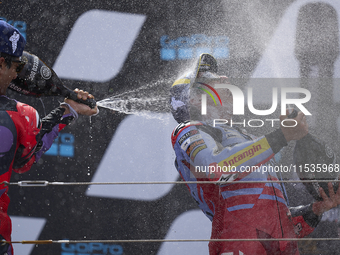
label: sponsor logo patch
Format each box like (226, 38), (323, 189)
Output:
(191, 144), (207, 161)
(180, 134), (202, 151)
(9, 31), (20, 53)
(178, 129), (199, 145)
(186, 139), (205, 156)
(218, 138), (270, 168)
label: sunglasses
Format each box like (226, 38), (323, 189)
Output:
(11, 59), (26, 73)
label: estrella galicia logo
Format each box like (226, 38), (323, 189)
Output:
(45, 133), (75, 157)
(0, 17), (27, 40)
(160, 34), (229, 61)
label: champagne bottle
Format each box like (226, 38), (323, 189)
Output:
(9, 51), (96, 109)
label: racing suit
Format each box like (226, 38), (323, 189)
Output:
(0, 95), (72, 254)
(171, 121), (321, 255)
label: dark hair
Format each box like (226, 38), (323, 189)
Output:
(0, 52), (13, 69)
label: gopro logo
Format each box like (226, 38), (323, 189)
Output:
(61, 243), (123, 255)
(0, 17), (27, 40)
(160, 34), (229, 61)
(45, 133), (75, 158)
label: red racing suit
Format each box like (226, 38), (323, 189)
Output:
(0, 95), (70, 254)
(171, 121), (321, 255)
